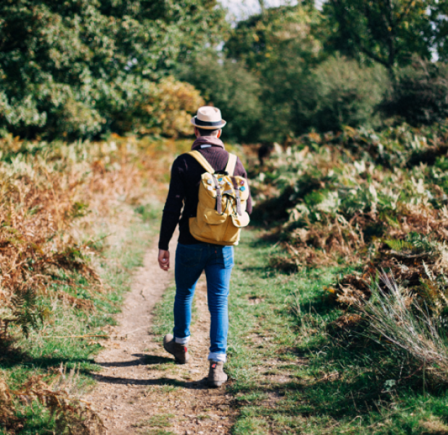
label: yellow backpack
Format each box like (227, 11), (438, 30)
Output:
(188, 150), (250, 246)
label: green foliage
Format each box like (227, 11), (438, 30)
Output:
(251, 122), (448, 272)
(433, 2), (448, 62)
(220, 6), (391, 139)
(224, 4), (325, 141)
(202, 2), (448, 141)
(324, 0), (437, 70)
(9, 289), (47, 338)
(382, 60), (448, 126)
(226, 5), (323, 72)
(383, 233), (438, 255)
(302, 56), (390, 132)
(0, 0), (226, 139)
(177, 55), (262, 141)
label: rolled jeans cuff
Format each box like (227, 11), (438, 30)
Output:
(208, 352), (226, 362)
(175, 336), (190, 345)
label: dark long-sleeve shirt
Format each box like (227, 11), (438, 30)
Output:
(158, 136), (252, 250)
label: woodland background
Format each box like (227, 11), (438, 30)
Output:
(2, 0), (448, 142)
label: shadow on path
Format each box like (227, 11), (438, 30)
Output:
(92, 373), (210, 390)
(96, 353), (172, 368)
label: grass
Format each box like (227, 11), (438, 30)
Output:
(137, 430), (176, 435)
(225, 229), (448, 434)
(152, 283), (177, 341)
(132, 413), (175, 428)
(0, 202), (162, 434)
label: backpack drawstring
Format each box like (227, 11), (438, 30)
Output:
(212, 176), (242, 217)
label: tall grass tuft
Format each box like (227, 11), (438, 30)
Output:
(357, 272), (448, 383)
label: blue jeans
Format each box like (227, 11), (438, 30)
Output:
(173, 243), (234, 362)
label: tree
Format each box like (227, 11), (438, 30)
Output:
(225, 4), (325, 140)
(226, 4), (323, 71)
(432, 1), (448, 62)
(324, 0), (436, 72)
(178, 55), (262, 142)
(304, 55), (389, 132)
(381, 60), (448, 126)
(0, 0), (227, 139)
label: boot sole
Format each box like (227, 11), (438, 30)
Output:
(207, 377), (228, 388)
(207, 381), (226, 388)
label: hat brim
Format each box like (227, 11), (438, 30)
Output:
(191, 117), (226, 129)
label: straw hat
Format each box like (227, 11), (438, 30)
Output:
(191, 106), (226, 130)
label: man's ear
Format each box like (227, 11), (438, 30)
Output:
(217, 129), (222, 138)
(194, 127), (200, 137)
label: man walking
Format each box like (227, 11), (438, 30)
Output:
(157, 106), (252, 387)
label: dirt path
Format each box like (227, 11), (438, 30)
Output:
(85, 236), (236, 434)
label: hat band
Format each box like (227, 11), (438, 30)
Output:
(194, 117), (223, 127)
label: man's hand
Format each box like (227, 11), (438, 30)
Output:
(158, 249), (170, 271)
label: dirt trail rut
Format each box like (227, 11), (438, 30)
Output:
(86, 237), (236, 434)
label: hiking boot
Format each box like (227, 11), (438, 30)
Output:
(163, 334), (189, 364)
(207, 360), (227, 387)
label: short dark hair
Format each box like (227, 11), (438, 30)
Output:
(196, 127), (220, 136)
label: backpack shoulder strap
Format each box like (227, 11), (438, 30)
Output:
(225, 153), (237, 176)
(187, 150), (215, 174)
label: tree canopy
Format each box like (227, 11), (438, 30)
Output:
(224, 4), (325, 140)
(0, 0), (226, 139)
(2, 0), (448, 141)
(324, 0), (440, 71)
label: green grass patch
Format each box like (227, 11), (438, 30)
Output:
(226, 229), (448, 434)
(152, 283), (177, 340)
(132, 413), (175, 428)
(137, 430), (176, 435)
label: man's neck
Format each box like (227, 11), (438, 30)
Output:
(191, 136), (224, 150)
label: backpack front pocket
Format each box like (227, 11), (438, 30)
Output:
(204, 208), (228, 225)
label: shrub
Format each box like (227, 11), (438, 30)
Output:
(224, 4), (324, 141)
(112, 76), (204, 138)
(382, 60), (448, 126)
(252, 122), (448, 269)
(302, 56), (390, 132)
(177, 56), (262, 142)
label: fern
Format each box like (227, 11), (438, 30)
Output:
(10, 288), (45, 337)
(384, 239), (414, 252)
(384, 232), (438, 255)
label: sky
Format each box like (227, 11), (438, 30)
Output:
(219, 0), (326, 21)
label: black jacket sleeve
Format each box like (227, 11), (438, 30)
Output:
(158, 157), (185, 250)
